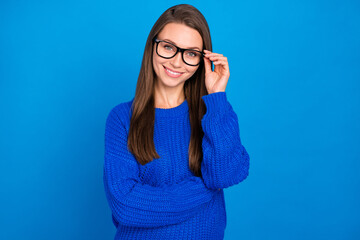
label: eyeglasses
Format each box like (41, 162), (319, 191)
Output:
(154, 38), (204, 66)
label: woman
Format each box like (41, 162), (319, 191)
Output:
(103, 4), (250, 240)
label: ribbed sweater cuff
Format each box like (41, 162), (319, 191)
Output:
(201, 91), (231, 120)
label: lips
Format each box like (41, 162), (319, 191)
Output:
(162, 66), (184, 78)
(163, 66), (183, 74)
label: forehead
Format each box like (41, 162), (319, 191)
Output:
(157, 22), (203, 49)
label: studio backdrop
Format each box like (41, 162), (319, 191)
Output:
(0, 0), (359, 239)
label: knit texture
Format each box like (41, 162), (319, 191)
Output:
(103, 91), (250, 240)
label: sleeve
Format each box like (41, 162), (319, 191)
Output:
(103, 106), (218, 228)
(200, 91), (250, 190)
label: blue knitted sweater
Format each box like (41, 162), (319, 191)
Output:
(103, 91), (250, 240)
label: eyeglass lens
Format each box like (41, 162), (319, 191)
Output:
(157, 41), (202, 66)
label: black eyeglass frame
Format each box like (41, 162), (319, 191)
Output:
(153, 38), (205, 66)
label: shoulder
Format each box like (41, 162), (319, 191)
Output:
(106, 98), (134, 129)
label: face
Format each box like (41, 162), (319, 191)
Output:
(152, 22), (203, 90)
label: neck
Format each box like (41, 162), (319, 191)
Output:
(154, 80), (185, 109)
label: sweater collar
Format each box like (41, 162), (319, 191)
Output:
(155, 99), (189, 118)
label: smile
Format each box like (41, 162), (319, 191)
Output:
(163, 66), (184, 78)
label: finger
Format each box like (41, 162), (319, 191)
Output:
(213, 60), (228, 66)
(213, 62), (229, 70)
(208, 56), (227, 62)
(213, 60), (230, 71)
(203, 55), (212, 74)
(213, 60), (226, 65)
(204, 52), (223, 57)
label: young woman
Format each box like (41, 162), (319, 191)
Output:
(103, 4), (250, 240)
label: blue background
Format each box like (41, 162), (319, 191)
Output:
(1, 0), (359, 239)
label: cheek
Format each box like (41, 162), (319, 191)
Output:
(187, 66), (199, 75)
(153, 54), (166, 68)
(152, 55), (160, 72)
(153, 56), (169, 79)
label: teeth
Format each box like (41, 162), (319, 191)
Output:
(166, 68), (181, 75)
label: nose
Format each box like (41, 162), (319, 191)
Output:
(170, 51), (183, 68)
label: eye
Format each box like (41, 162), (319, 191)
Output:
(186, 51), (198, 58)
(164, 44), (174, 51)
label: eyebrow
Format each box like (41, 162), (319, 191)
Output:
(163, 38), (201, 51)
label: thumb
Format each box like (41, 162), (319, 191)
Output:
(203, 56), (212, 74)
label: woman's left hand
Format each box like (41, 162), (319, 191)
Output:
(203, 49), (230, 94)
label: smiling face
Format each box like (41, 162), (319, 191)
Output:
(152, 22), (203, 93)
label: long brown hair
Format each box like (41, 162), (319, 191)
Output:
(128, 4), (212, 177)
